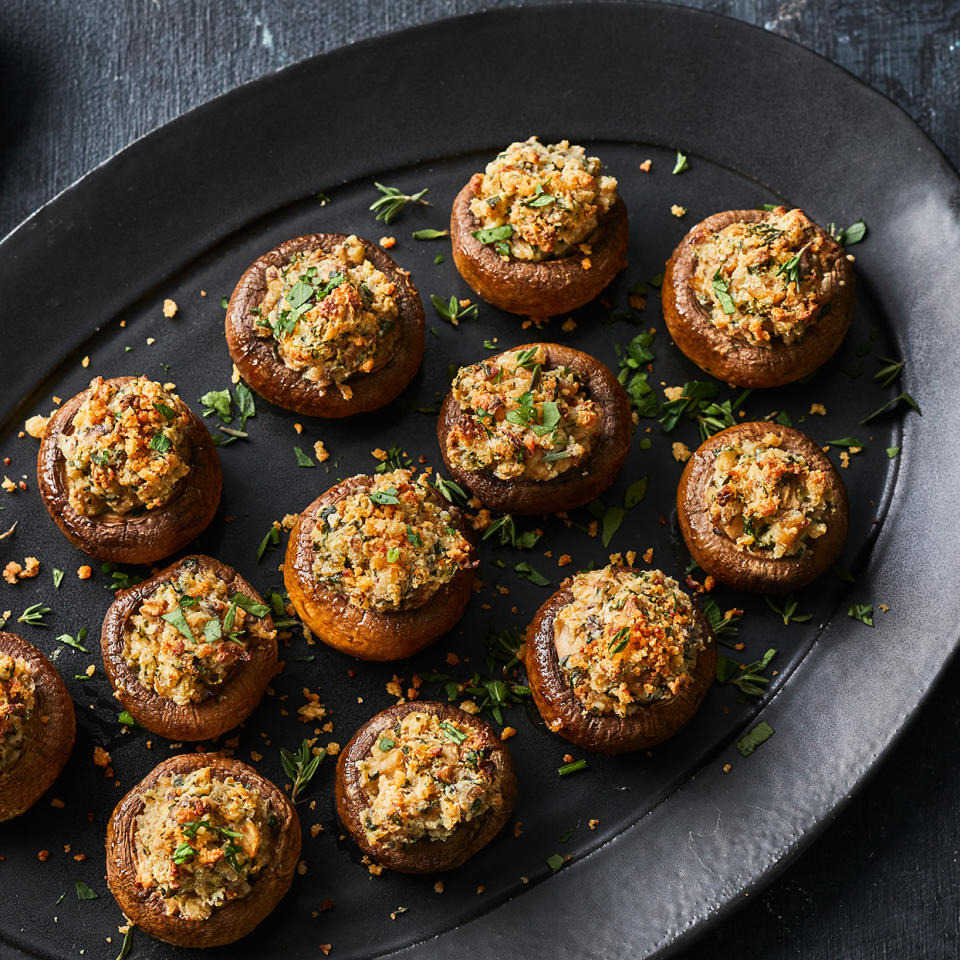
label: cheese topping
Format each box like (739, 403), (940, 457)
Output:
(469, 137), (618, 261)
(134, 767), (275, 921)
(122, 559), (274, 705)
(554, 567), (704, 717)
(0, 655), (36, 771)
(311, 470), (474, 612)
(446, 345), (600, 481)
(355, 711), (501, 849)
(689, 207), (832, 346)
(58, 377), (191, 517)
(707, 432), (832, 557)
(254, 235), (399, 388)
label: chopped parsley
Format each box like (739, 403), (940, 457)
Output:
(369, 486), (400, 506)
(848, 603), (875, 627)
(55, 628), (89, 653)
(765, 594), (812, 626)
(431, 294), (479, 326)
(293, 446), (315, 468)
(471, 223), (514, 245)
(412, 228), (448, 240)
(736, 720), (775, 757)
(557, 759), (588, 776)
(672, 150), (690, 174)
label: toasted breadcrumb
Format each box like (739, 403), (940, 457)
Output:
(162, 298), (178, 318)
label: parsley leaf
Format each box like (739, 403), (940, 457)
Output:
(293, 446), (315, 468)
(736, 720), (775, 757)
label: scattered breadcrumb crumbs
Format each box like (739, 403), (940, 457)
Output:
(314, 440), (329, 463)
(2, 477), (18, 493)
(77, 565), (92, 580)
(459, 700), (479, 715)
(501, 726), (517, 740)
(664, 385), (684, 402)
(162, 298), (178, 318)
(146, 337), (156, 346)
(281, 513), (299, 531)
(297, 860), (308, 876)
(50, 798), (65, 808)
(81, 355), (90, 368)
(163, 382), (176, 391)
(588, 819), (599, 830)
(298, 689), (327, 723)
(561, 318), (577, 332)
(625, 550), (637, 566)
(513, 821), (524, 838)
(849, 446), (862, 456)
(840, 451), (850, 468)
(608, 552), (623, 567)
(85, 664), (95, 677)
(250, 750), (263, 762)
(3, 557), (39, 584)
(310, 824), (323, 838)
(642, 547), (654, 564)
(433, 881), (445, 894)
(722, 763), (732, 774)
(476, 885), (485, 895)
(379, 236), (396, 249)
(326, 742), (340, 756)
(231, 363), (241, 385)
(24, 415), (49, 438)
(562, 754), (574, 764)
(639, 159), (652, 172)
(580, 257), (592, 270)
(93, 746), (111, 769)
(37, 850), (50, 861)
(445, 652), (460, 666)
(809, 402), (826, 416)
(704, 575), (716, 591)
(368, 862), (383, 876)
(372, 448), (388, 461)
(319, 946), (331, 956)
(557, 554), (572, 567)
(879, 603), (890, 613)
(670, 204), (687, 218)
(628, 294), (647, 311)
(587, 520), (598, 538)
(672, 441), (692, 462)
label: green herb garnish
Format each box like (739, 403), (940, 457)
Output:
(874, 356), (905, 388)
(369, 486), (400, 506)
(765, 594), (812, 626)
(412, 228), (448, 240)
(440, 721), (467, 744)
(608, 627), (630, 655)
(55, 628), (89, 653)
(74, 880), (99, 900)
(257, 524), (280, 562)
(149, 432), (172, 453)
(860, 392), (921, 425)
(514, 562), (550, 587)
(293, 446), (315, 468)
(229, 593), (270, 618)
(280, 739), (326, 802)
(557, 759), (587, 776)
(52, 568), (64, 589)
(161, 607), (194, 642)
(712, 270), (736, 314)
(17, 603), (51, 627)
(431, 293), (479, 325)
(736, 720), (775, 757)
(716, 648), (776, 696)
(848, 603), (875, 627)
(153, 401), (176, 420)
(672, 150), (689, 174)
(369, 182), (430, 223)
(172, 842), (196, 864)
(546, 853), (566, 873)
(471, 223), (514, 245)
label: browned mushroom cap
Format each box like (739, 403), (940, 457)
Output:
(284, 476), (476, 661)
(106, 753), (301, 949)
(450, 181), (628, 316)
(335, 701), (517, 873)
(101, 555), (278, 741)
(523, 573), (716, 754)
(438, 342), (631, 515)
(0, 632), (76, 821)
(225, 233), (425, 417)
(662, 208), (855, 387)
(36, 376), (222, 564)
(677, 422), (849, 593)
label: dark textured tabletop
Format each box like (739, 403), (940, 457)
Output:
(1, 2), (958, 958)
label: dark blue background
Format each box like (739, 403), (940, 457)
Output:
(1, 2), (957, 957)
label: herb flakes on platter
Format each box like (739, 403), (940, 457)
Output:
(369, 182), (430, 224)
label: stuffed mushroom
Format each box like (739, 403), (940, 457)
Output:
(438, 343), (631, 514)
(0, 632), (76, 821)
(524, 566), (716, 754)
(450, 137), (629, 316)
(284, 469), (477, 660)
(225, 232), (424, 417)
(336, 702), (516, 873)
(662, 206), (855, 387)
(37, 376), (222, 564)
(106, 754), (300, 948)
(677, 422), (849, 592)
(101, 555), (278, 741)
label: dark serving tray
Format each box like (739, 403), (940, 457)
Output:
(0, 5), (957, 958)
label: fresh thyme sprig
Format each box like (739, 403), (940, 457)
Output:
(874, 356), (905, 388)
(369, 182), (430, 224)
(17, 603), (51, 627)
(280, 739), (326, 803)
(431, 294), (479, 326)
(482, 514), (541, 550)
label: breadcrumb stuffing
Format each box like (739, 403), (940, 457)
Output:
(639, 159), (652, 172)
(663, 385), (684, 401)
(809, 402), (827, 416)
(24, 415), (49, 438)
(77, 565), (92, 580)
(313, 440), (329, 463)
(672, 441), (692, 462)
(500, 726), (516, 739)
(379, 237), (396, 249)
(670, 204), (687, 218)
(588, 818), (599, 830)
(162, 298), (178, 318)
